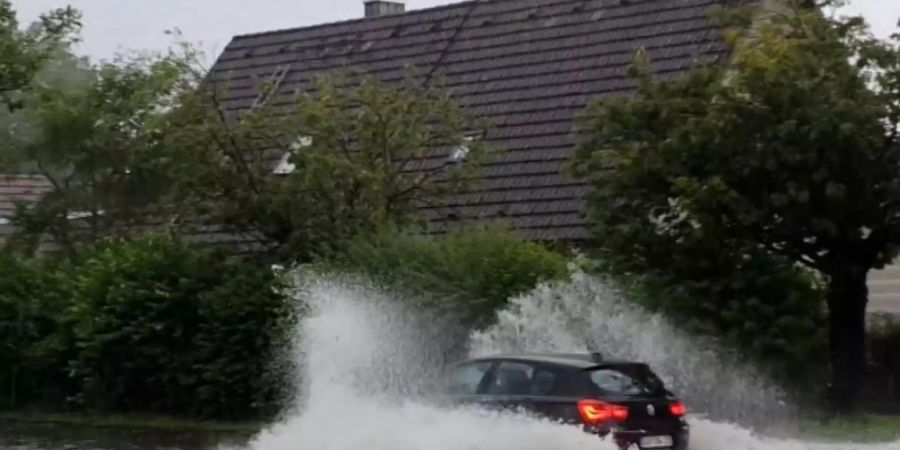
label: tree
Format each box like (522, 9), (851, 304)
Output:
(164, 72), (488, 261)
(574, 0), (900, 412)
(0, 0), (81, 112)
(325, 225), (569, 329)
(0, 2), (203, 252)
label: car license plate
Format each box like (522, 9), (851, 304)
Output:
(639, 435), (673, 448)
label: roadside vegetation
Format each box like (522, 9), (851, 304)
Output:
(0, 0), (899, 436)
(323, 226), (569, 328)
(573, 0), (900, 413)
(798, 415), (900, 443)
(0, 236), (290, 420)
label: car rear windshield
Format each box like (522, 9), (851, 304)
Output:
(587, 364), (666, 396)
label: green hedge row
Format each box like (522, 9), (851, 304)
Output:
(3, 225), (878, 418)
(324, 226), (570, 329)
(0, 235), (291, 420)
(0, 228), (568, 420)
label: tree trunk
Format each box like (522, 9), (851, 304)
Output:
(825, 266), (869, 414)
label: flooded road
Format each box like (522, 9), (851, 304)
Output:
(0, 421), (250, 450)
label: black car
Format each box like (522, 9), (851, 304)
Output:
(439, 352), (689, 450)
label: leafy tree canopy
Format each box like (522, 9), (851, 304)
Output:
(164, 71), (489, 261)
(0, 0), (81, 112)
(574, 0), (900, 411)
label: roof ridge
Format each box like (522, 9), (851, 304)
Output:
(226, 0), (604, 46)
(230, 0), (479, 42)
(424, 0), (480, 85)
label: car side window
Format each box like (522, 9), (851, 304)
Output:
(530, 369), (557, 396)
(530, 366), (588, 396)
(484, 362), (535, 396)
(445, 361), (491, 395)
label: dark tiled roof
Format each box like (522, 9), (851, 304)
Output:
(209, 0), (731, 241)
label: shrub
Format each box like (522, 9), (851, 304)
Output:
(0, 252), (69, 409)
(324, 226), (569, 329)
(866, 315), (900, 413)
(608, 254), (828, 385)
(62, 235), (289, 419)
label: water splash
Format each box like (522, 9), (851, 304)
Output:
(246, 276), (615, 450)
(470, 269), (791, 427)
(243, 272), (900, 450)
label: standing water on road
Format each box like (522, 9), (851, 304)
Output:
(242, 272), (900, 450)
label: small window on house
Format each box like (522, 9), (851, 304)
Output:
(0, 217), (10, 226)
(291, 135), (313, 151)
(67, 211), (89, 220)
(274, 135), (313, 175)
(448, 135), (475, 163)
(449, 146), (470, 163)
(273, 152), (296, 175)
(66, 210), (103, 220)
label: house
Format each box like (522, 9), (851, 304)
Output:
(205, 0), (900, 313)
(209, 0), (732, 241)
(2, 0), (899, 313)
(0, 175), (53, 246)
(0, 174), (267, 255)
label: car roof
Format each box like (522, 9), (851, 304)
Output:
(460, 353), (646, 370)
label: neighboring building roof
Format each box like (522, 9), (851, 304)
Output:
(209, 0), (732, 241)
(0, 175), (54, 219)
(0, 173), (268, 256)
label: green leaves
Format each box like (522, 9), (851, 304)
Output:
(60, 235), (289, 418)
(568, 2), (900, 382)
(0, 0), (81, 110)
(0, 236), (290, 419)
(1, 16), (204, 252)
(324, 226), (568, 329)
(164, 71), (488, 262)
(575, 2), (900, 274)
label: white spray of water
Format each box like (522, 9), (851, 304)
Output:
(246, 277), (617, 450)
(470, 270), (789, 426)
(244, 272), (900, 450)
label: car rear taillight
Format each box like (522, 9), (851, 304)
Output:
(669, 401), (686, 417)
(577, 399), (629, 425)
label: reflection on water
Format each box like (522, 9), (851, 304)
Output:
(0, 421), (250, 450)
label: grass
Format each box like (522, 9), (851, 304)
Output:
(0, 411), (260, 434)
(796, 415), (900, 443)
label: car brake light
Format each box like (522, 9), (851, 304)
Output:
(577, 399), (629, 425)
(669, 401), (686, 417)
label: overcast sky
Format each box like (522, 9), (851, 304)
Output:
(12, 0), (899, 64)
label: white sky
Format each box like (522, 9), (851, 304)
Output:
(12, 0), (899, 64)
